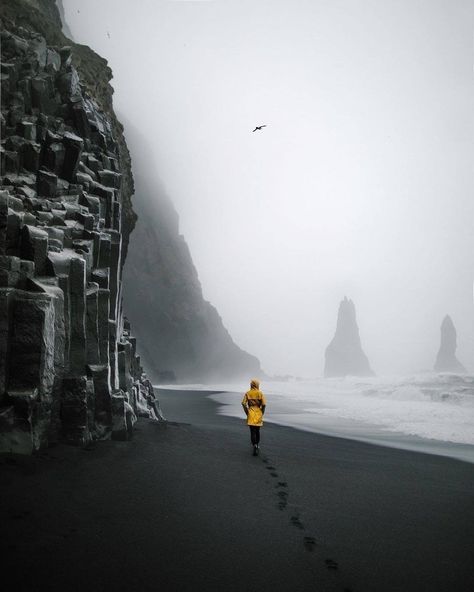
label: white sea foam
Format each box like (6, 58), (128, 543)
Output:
(159, 374), (474, 456)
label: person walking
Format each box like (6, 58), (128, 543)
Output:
(242, 379), (266, 456)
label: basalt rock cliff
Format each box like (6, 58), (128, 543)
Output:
(324, 297), (374, 378)
(434, 315), (466, 373)
(0, 0), (162, 453)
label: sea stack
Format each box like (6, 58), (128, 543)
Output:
(324, 297), (374, 377)
(434, 315), (466, 373)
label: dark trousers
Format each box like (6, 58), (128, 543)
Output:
(249, 426), (260, 445)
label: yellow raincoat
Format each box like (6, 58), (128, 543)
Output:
(242, 381), (267, 427)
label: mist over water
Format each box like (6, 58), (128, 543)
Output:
(63, 0), (474, 377)
(158, 375), (474, 462)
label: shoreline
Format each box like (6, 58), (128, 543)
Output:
(158, 386), (474, 465)
(208, 391), (474, 464)
(2, 388), (474, 591)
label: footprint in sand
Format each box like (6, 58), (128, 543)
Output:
(262, 459), (289, 511)
(290, 515), (304, 530)
(261, 463), (328, 568)
(303, 536), (317, 552)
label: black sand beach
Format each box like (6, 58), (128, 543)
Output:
(2, 389), (474, 592)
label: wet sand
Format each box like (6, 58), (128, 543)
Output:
(1, 388), (474, 592)
(211, 390), (474, 464)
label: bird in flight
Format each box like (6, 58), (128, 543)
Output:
(252, 125), (267, 132)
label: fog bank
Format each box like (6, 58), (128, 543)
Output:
(63, 0), (474, 377)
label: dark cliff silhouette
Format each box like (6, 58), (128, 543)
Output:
(122, 123), (261, 383)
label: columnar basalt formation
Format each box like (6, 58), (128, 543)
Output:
(434, 315), (466, 373)
(0, 8), (162, 453)
(324, 297), (374, 378)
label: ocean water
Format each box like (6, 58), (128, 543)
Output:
(158, 373), (474, 463)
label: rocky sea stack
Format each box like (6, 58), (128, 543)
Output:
(434, 315), (466, 373)
(324, 297), (374, 378)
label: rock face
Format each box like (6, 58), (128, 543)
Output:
(434, 315), (466, 373)
(324, 297), (374, 377)
(122, 126), (262, 383)
(0, 0), (162, 453)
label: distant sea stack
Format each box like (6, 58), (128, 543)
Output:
(324, 297), (374, 377)
(434, 315), (466, 373)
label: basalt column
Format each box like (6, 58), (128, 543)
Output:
(0, 14), (162, 453)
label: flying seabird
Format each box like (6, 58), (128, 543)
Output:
(252, 125), (267, 132)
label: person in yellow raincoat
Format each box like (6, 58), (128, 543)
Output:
(242, 379), (266, 456)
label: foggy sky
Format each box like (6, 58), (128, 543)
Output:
(63, 0), (474, 377)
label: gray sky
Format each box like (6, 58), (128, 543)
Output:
(64, 0), (474, 377)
